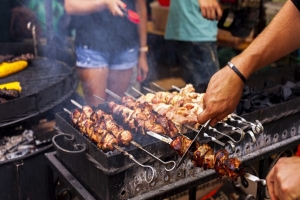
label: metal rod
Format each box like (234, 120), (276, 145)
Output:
(124, 92), (136, 100)
(216, 122), (245, 143)
(172, 85), (181, 92)
(131, 87), (144, 96)
(105, 89), (122, 101)
(152, 82), (166, 91)
(71, 99), (83, 109)
(113, 144), (156, 183)
(130, 141), (176, 171)
(93, 94), (106, 102)
(143, 86), (156, 94)
(184, 124), (225, 146)
(176, 119), (211, 168)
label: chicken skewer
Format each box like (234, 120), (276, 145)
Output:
(146, 130), (266, 187)
(121, 92), (226, 146)
(135, 85), (245, 143)
(146, 130), (244, 181)
(64, 106), (156, 182)
(169, 84), (263, 135)
(70, 100), (176, 171)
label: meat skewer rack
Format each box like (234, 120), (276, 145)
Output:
(53, 83), (269, 200)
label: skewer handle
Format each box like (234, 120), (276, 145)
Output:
(130, 141), (176, 171)
(113, 145), (156, 183)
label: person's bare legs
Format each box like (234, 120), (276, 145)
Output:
(107, 68), (133, 102)
(77, 67), (109, 107)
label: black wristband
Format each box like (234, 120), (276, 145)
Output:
(227, 61), (246, 83)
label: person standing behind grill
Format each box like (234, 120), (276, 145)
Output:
(64, 0), (148, 106)
(196, 0), (300, 199)
(164, 0), (223, 90)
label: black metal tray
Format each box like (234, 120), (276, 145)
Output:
(55, 111), (178, 171)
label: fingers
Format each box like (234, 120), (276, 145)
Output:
(200, 2), (223, 20)
(216, 6), (223, 20)
(108, 0), (126, 16)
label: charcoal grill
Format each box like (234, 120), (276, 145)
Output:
(54, 101), (263, 199)
(0, 57), (77, 127)
(52, 63), (300, 200)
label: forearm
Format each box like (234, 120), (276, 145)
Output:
(231, 0), (300, 79)
(135, 0), (148, 48)
(64, 0), (107, 14)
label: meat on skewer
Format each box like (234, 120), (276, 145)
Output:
(90, 109), (132, 146)
(169, 135), (243, 181)
(121, 96), (179, 138)
(71, 108), (118, 151)
(73, 106), (133, 146)
(107, 101), (167, 136)
(134, 84), (231, 130)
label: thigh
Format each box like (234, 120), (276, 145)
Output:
(106, 48), (137, 101)
(77, 67), (109, 106)
(75, 47), (110, 105)
(107, 68), (133, 102)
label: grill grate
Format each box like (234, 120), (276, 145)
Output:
(0, 57), (77, 127)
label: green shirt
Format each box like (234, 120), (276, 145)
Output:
(164, 0), (218, 42)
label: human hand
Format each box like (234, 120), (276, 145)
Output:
(197, 66), (244, 126)
(137, 53), (148, 82)
(105, 0), (126, 16)
(266, 156), (300, 200)
(198, 0), (223, 20)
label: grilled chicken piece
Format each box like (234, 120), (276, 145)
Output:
(82, 105), (93, 118)
(75, 117), (118, 151)
(122, 96), (179, 137)
(90, 109), (133, 146)
(170, 135), (243, 181)
(191, 143), (215, 170)
(108, 101), (167, 135)
(169, 136), (192, 156)
(214, 149), (243, 181)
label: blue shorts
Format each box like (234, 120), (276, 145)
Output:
(76, 46), (138, 70)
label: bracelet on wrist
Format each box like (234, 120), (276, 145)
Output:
(227, 61), (246, 83)
(139, 46), (148, 52)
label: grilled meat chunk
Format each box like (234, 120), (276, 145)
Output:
(0, 88), (20, 100)
(170, 135), (243, 181)
(121, 96), (179, 137)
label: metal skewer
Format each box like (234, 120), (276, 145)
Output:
(152, 82), (167, 91)
(229, 113), (264, 134)
(131, 87), (145, 96)
(171, 85), (182, 92)
(75, 97), (176, 171)
(184, 124), (225, 146)
(105, 89), (122, 101)
(147, 130), (265, 187)
(124, 92), (136, 99)
(176, 119), (211, 168)
(143, 86), (156, 94)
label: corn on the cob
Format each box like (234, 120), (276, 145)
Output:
(0, 81), (22, 92)
(0, 60), (28, 78)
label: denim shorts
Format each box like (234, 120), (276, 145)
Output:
(76, 46), (138, 70)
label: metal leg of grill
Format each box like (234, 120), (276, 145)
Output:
(45, 152), (96, 200)
(189, 187), (197, 200)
